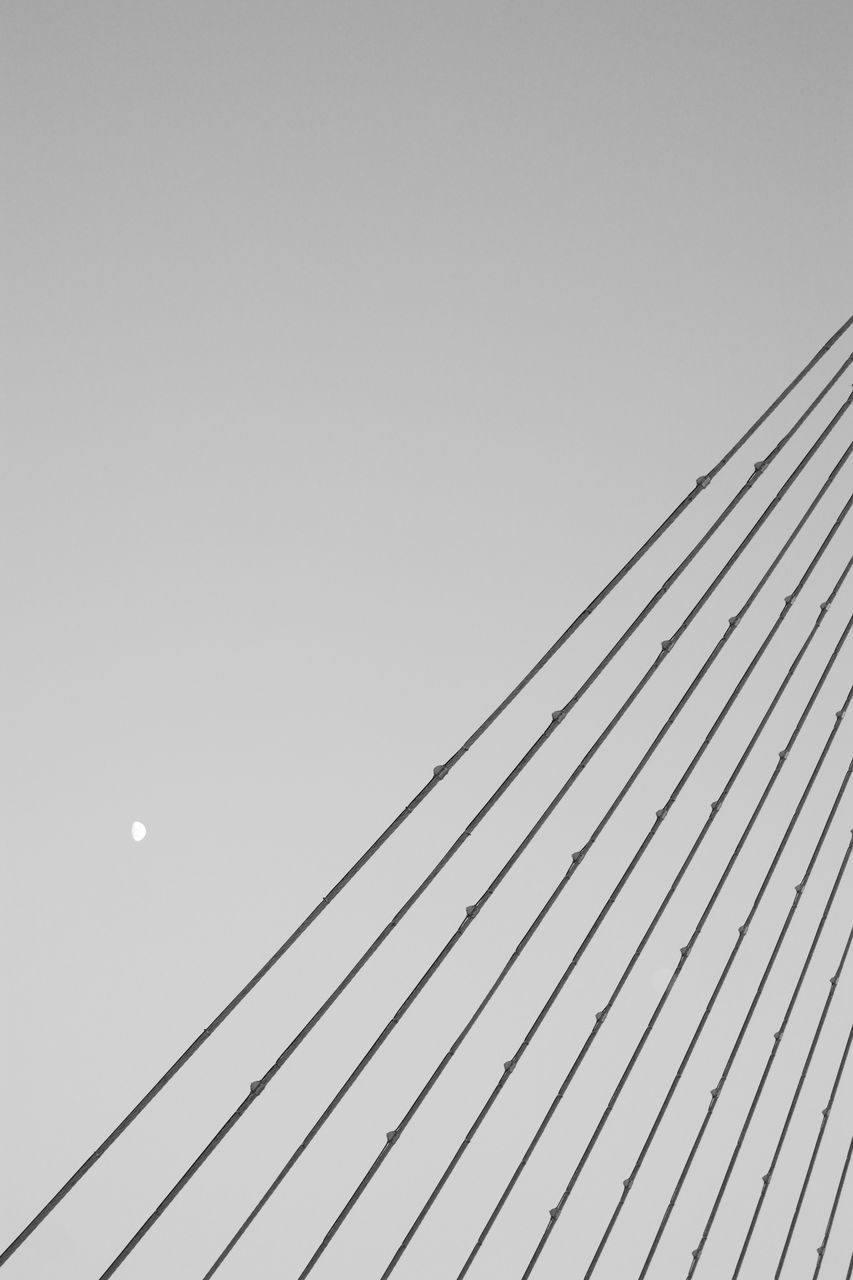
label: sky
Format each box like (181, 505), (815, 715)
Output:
(2, 3), (853, 1278)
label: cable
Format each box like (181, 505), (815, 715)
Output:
(730, 873), (853, 1278)
(447, 554), (853, 1280)
(197, 387), (853, 1278)
(7, 326), (850, 1278)
(775, 997), (853, 1274)
(631, 746), (853, 1280)
(684, 832), (853, 1276)
(813, 1124), (853, 1278)
(91, 369), (853, 1278)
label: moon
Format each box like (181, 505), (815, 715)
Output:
(131, 821), (147, 842)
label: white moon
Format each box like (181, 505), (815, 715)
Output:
(131, 821), (147, 842)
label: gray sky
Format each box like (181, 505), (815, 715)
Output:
(3, 3), (853, 1278)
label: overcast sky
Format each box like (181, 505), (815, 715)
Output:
(3, 4), (853, 1278)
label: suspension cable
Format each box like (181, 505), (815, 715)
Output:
(812, 1123), (853, 1278)
(91, 369), (853, 1278)
(729, 868), (853, 1278)
(630, 748), (853, 1280)
(196, 392), (853, 1278)
(684, 832), (853, 1276)
(371, 521), (853, 1280)
(775, 996), (853, 1274)
(446, 551), (853, 1280)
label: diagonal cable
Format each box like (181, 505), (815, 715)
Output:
(631, 748), (853, 1280)
(775, 990), (853, 1273)
(684, 832), (853, 1276)
(812, 1123), (853, 1278)
(447, 547), (853, 1280)
(92, 365), (853, 1278)
(198, 389), (853, 1277)
(729, 862), (853, 1277)
(374, 505), (853, 1280)
(7, 325), (850, 1277)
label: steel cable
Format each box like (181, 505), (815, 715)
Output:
(91, 366), (853, 1277)
(684, 834), (853, 1276)
(631, 748), (853, 1280)
(445, 546), (853, 1280)
(812, 1124), (853, 1278)
(195, 387), (853, 1278)
(729, 866), (853, 1278)
(775, 995), (853, 1274)
(7, 327), (850, 1278)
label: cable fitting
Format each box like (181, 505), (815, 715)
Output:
(692, 1246), (703, 1260)
(386, 1129), (398, 1145)
(794, 881), (805, 895)
(623, 1175), (634, 1190)
(594, 1008), (608, 1024)
(817, 1245), (825, 1257)
(695, 475), (711, 489)
(837, 710), (846, 721)
(784, 594), (795, 605)
(829, 975), (838, 987)
(710, 1086), (720, 1099)
(822, 1106), (831, 1117)
(551, 708), (567, 724)
(572, 849), (586, 865)
(433, 764), (449, 779)
(738, 923), (749, 936)
(710, 799), (722, 812)
(753, 458), (769, 474)
(773, 1029), (783, 1042)
(549, 1206), (561, 1221)
(656, 808), (667, 819)
(728, 615), (740, 629)
(249, 1079), (265, 1096)
(779, 749), (789, 761)
(503, 1059), (515, 1074)
(661, 638), (674, 652)
(762, 1172), (772, 1185)
(680, 944), (691, 958)
(465, 904), (479, 919)
(819, 601), (831, 613)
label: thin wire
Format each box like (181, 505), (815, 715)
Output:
(451, 549), (853, 1280)
(730, 875), (853, 1277)
(775, 997), (853, 1274)
(7, 329), (849, 1279)
(632, 747), (853, 1280)
(684, 834), (853, 1276)
(93, 367), (853, 1278)
(813, 1124), (853, 1278)
(200, 385), (853, 1280)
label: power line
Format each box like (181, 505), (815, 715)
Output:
(195, 382), (853, 1277)
(92, 360), (853, 1278)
